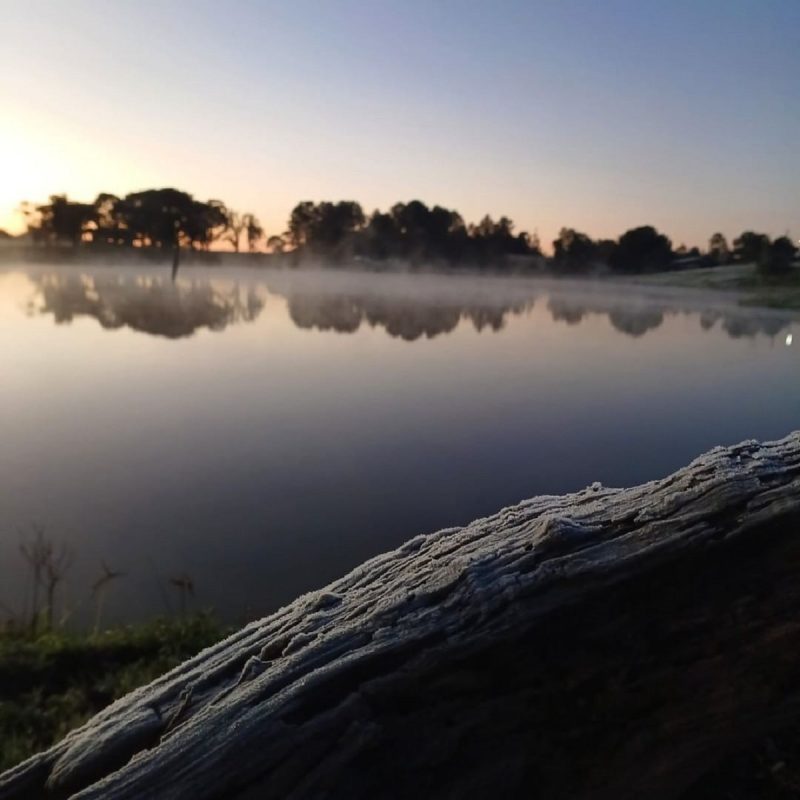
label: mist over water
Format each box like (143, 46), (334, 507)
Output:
(1, 261), (798, 625)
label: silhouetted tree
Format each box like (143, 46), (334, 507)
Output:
(360, 211), (400, 259)
(759, 236), (796, 276)
(243, 213), (264, 252)
(674, 244), (701, 259)
(733, 231), (770, 264)
(611, 226), (673, 273)
(30, 195), (96, 245)
(114, 188), (187, 248)
(386, 201), (471, 262)
(182, 200), (228, 250)
(287, 201), (366, 258)
(89, 193), (129, 245)
(286, 202), (316, 249)
(267, 235), (287, 254)
(467, 214), (530, 264)
(427, 205), (468, 261)
(110, 189), (228, 250)
(390, 200), (434, 259)
(708, 232), (730, 265)
(596, 239), (617, 265)
(224, 210), (246, 252)
(552, 228), (599, 273)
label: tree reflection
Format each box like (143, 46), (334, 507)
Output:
(720, 314), (791, 340)
(546, 293), (666, 337)
(288, 295), (362, 334)
(286, 292), (533, 341)
(544, 291), (793, 341)
(29, 273), (264, 338)
(27, 271), (795, 343)
(547, 297), (585, 326)
(607, 308), (665, 338)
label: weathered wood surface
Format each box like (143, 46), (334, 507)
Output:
(3, 433), (800, 800)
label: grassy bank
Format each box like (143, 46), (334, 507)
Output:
(0, 614), (229, 772)
(631, 262), (800, 310)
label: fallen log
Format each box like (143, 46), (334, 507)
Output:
(2, 432), (800, 800)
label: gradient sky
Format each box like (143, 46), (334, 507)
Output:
(1, 0), (798, 248)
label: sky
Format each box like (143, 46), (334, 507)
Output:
(0, 0), (798, 249)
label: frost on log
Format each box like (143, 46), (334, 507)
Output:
(2, 433), (800, 800)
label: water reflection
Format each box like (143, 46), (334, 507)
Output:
(287, 292), (532, 340)
(283, 283), (794, 342)
(547, 297), (586, 326)
(4, 264), (798, 626)
(547, 296), (664, 337)
(23, 269), (797, 343)
(545, 290), (794, 341)
(699, 309), (792, 339)
(29, 273), (264, 338)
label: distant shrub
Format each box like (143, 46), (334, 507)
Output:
(759, 236), (797, 277)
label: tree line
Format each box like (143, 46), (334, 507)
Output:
(18, 189), (263, 253)
(551, 227), (797, 275)
(8, 189), (798, 275)
(280, 200), (533, 265)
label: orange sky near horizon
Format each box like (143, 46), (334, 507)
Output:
(0, 124), (780, 254)
(3, 109), (795, 254)
(0, 105), (618, 252)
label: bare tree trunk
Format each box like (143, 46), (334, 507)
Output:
(2, 433), (800, 800)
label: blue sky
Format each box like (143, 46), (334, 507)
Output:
(1, 0), (798, 248)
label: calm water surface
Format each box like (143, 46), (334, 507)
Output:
(1, 262), (798, 624)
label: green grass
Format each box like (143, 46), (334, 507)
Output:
(737, 274), (800, 310)
(628, 262), (800, 310)
(0, 614), (230, 773)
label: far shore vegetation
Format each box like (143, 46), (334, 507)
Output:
(0, 189), (797, 283)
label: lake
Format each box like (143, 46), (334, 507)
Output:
(1, 261), (797, 625)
